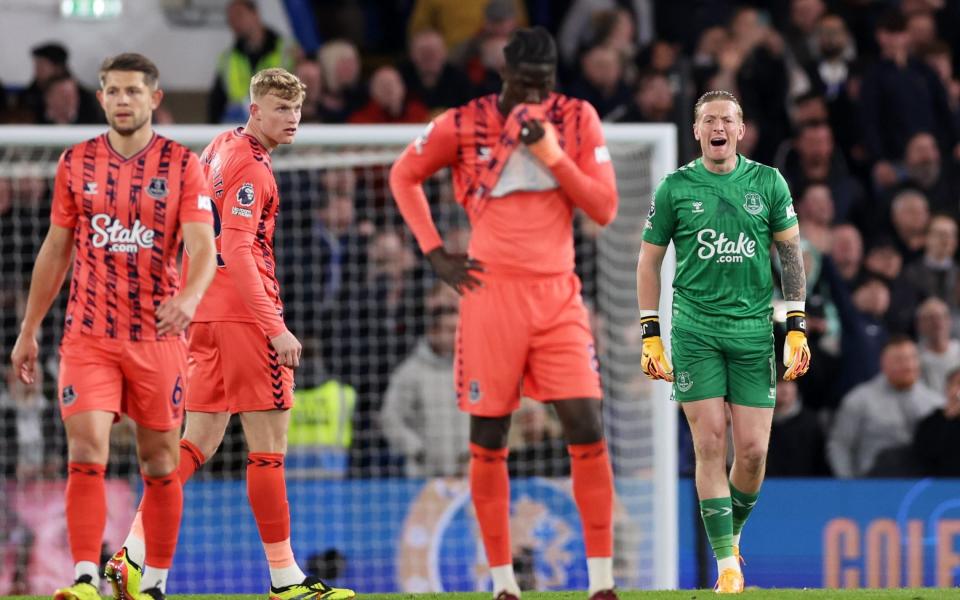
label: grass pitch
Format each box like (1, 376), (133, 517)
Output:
(7, 590), (960, 600)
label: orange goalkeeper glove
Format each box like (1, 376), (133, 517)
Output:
(783, 310), (811, 380)
(640, 314), (673, 382)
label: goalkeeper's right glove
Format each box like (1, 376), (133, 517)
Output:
(640, 314), (674, 382)
(783, 309), (811, 381)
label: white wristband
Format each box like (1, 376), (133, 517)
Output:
(785, 301), (805, 313)
(640, 310), (659, 318)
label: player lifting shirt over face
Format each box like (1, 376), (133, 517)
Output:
(391, 26), (620, 600)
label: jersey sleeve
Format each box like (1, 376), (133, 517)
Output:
(642, 177), (675, 246)
(220, 158), (273, 233)
(770, 168), (798, 233)
(389, 111), (459, 254)
(50, 150), (78, 228)
(178, 152), (214, 225)
(547, 101), (618, 225)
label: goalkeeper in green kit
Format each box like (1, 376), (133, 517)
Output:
(636, 90), (810, 594)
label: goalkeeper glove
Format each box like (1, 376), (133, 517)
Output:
(783, 309), (811, 381)
(640, 314), (674, 382)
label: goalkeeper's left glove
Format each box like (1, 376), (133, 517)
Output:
(640, 314), (674, 382)
(783, 308), (811, 381)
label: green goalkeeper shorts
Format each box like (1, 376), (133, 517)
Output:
(669, 326), (776, 408)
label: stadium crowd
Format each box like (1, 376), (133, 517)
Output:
(3, 0), (960, 481)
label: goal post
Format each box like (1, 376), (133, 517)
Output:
(0, 122), (677, 592)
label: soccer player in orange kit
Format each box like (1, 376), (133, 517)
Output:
(107, 68), (354, 600)
(9, 53), (217, 600)
(390, 27), (619, 600)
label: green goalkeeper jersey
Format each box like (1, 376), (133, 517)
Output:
(642, 154), (798, 336)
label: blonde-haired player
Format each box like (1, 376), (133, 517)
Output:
(108, 68), (355, 600)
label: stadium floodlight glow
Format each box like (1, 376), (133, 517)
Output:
(60, 0), (122, 19)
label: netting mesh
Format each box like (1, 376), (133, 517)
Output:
(0, 127), (669, 594)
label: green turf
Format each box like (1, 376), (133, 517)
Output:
(6, 591), (960, 600)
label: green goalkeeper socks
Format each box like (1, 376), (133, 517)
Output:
(699, 496), (735, 560)
(730, 482), (760, 538)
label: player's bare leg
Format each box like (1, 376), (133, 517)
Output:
(727, 404), (773, 558)
(240, 410), (354, 599)
(56, 411), (113, 600)
(682, 398), (743, 593)
(469, 415), (518, 599)
(117, 410), (230, 594)
(552, 398), (616, 599)
(129, 425), (183, 597)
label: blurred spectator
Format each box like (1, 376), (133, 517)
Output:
(380, 283), (467, 477)
(557, 0), (654, 69)
(901, 131), (960, 218)
(776, 121), (865, 226)
(734, 6), (792, 164)
(783, 0), (827, 68)
(567, 45), (631, 119)
(398, 29), (472, 112)
(208, 0), (297, 123)
(0, 365), (57, 480)
(830, 223), (863, 284)
(766, 376), (831, 477)
(452, 0), (522, 93)
(888, 187), (931, 263)
(803, 15), (860, 161)
(609, 70), (678, 124)
(863, 238), (903, 282)
(317, 39), (367, 123)
(905, 10), (938, 56)
(822, 261), (889, 400)
(287, 352), (356, 477)
(916, 297), (960, 395)
(828, 336), (942, 478)
(913, 365), (960, 476)
(922, 41), (960, 115)
(796, 183), (834, 253)
(787, 90), (828, 128)
(860, 10), (958, 182)
(467, 35), (510, 96)
(507, 398), (570, 478)
(901, 214), (959, 305)
(346, 229), (425, 476)
(40, 75), (101, 125)
(295, 59), (324, 123)
(410, 0), (526, 53)
(15, 42), (100, 125)
(349, 66), (430, 124)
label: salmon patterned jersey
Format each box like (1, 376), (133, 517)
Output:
(50, 133), (213, 341)
(191, 128), (283, 327)
(393, 93), (616, 274)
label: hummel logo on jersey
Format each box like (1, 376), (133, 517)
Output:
(696, 229), (756, 263)
(478, 147), (492, 162)
(786, 205), (797, 219)
(692, 201), (704, 213)
(90, 213), (155, 253)
(84, 182), (97, 195)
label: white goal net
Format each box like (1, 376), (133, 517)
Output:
(0, 123), (676, 594)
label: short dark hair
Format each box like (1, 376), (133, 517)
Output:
(883, 333), (915, 352)
(503, 27), (557, 68)
(32, 43), (68, 66)
(877, 9), (907, 33)
(98, 53), (160, 88)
